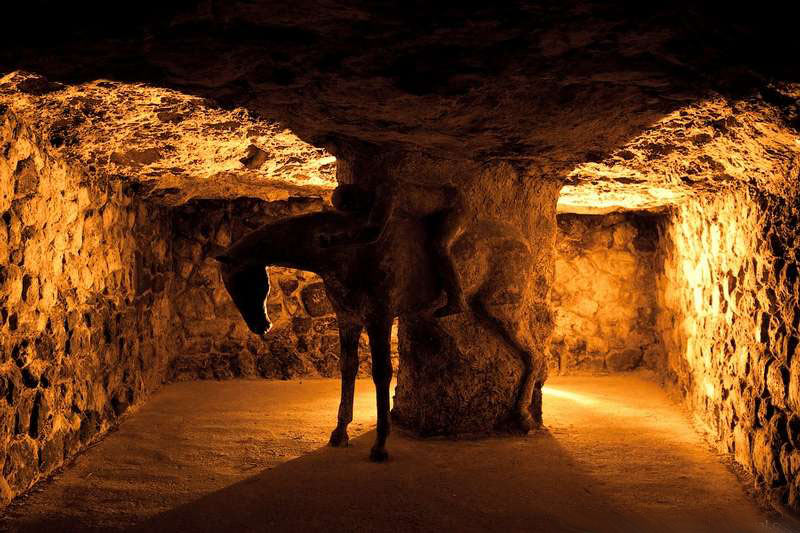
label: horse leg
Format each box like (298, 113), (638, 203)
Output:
(512, 342), (538, 433)
(366, 316), (393, 462)
(472, 294), (539, 433)
(499, 328), (538, 432)
(329, 321), (363, 447)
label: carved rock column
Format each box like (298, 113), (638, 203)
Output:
(336, 148), (560, 435)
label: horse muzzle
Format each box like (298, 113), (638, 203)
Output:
(247, 319), (272, 336)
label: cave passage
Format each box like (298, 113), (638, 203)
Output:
(1, 2), (800, 530)
(0, 376), (764, 533)
(1, 75), (799, 530)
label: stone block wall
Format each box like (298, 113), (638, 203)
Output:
(655, 186), (800, 510)
(551, 213), (664, 374)
(167, 198), (377, 381)
(0, 108), (175, 504)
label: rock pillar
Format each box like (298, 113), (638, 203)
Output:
(336, 148), (560, 435)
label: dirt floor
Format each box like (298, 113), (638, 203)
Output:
(0, 374), (783, 532)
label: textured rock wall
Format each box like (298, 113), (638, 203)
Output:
(655, 186), (800, 510)
(168, 198), (382, 381)
(551, 213), (664, 374)
(0, 108), (175, 505)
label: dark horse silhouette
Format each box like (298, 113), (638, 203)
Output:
(215, 210), (541, 461)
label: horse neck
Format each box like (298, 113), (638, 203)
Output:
(228, 223), (329, 275)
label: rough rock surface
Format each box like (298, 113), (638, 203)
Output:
(559, 93), (800, 213)
(2, 2), (797, 173)
(0, 0), (798, 512)
(551, 213), (663, 374)
(655, 185), (800, 512)
(0, 97), (393, 507)
(0, 72), (336, 205)
(0, 105), (343, 507)
(0, 107), (175, 505)
(333, 153), (560, 435)
(2, 2), (798, 213)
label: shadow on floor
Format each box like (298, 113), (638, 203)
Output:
(123, 428), (650, 533)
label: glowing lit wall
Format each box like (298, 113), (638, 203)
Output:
(656, 186), (800, 509)
(0, 108), (176, 504)
(551, 213), (664, 374)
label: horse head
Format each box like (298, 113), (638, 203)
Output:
(214, 252), (273, 335)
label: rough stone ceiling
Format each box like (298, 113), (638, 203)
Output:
(560, 91), (800, 213)
(0, 72), (336, 205)
(4, 71), (796, 213)
(2, 1), (799, 210)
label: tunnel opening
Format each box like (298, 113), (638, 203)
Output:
(552, 177), (800, 515)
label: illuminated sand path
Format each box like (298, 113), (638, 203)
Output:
(1, 375), (770, 532)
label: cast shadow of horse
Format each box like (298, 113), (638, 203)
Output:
(131, 428), (642, 533)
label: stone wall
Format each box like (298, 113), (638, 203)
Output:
(0, 113), (384, 508)
(167, 198), (377, 381)
(0, 108), (175, 505)
(655, 186), (800, 510)
(551, 213), (664, 374)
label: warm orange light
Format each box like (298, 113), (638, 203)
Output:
(542, 387), (598, 406)
(557, 183), (688, 214)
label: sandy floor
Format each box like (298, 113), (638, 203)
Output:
(0, 374), (779, 532)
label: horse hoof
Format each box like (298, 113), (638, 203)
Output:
(329, 428), (349, 448)
(513, 411), (535, 434)
(369, 446), (389, 462)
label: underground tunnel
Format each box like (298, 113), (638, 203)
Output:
(1, 2), (800, 532)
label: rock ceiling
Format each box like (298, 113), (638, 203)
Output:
(1, 1), (798, 211)
(560, 93), (800, 213)
(0, 73), (336, 205)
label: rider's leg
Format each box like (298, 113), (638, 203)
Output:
(432, 189), (468, 318)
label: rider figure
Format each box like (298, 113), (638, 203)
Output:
(323, 181), (467, 318)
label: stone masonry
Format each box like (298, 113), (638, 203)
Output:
(551, 213), (664, 374)
(0, 107), (175, 505)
